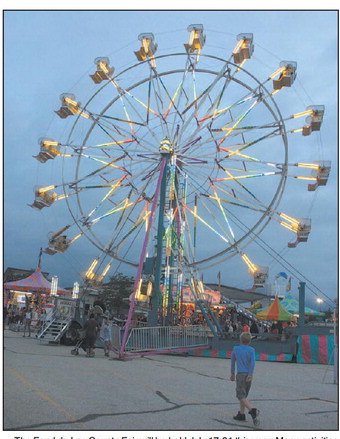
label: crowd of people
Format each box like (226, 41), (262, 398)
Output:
(4, 306), (48, 336)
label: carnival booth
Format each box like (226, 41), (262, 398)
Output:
(256, 296), (294, 321)
(281, 293), (324, 317)
(4, 267), (69, 311)
(181, 287), (223, 323)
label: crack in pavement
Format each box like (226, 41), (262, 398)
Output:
(144, 356), (226, 380)
(305, 410), (338, 415)
(144, 358), (338, 405)
(155, 390), (174, 404)
(9, 392), (239, 431)
(6, 390), (336, 431)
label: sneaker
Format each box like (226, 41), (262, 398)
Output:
(248, 408), (260, 426)
(233, 412), (246, 421)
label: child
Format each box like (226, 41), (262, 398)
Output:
(230, 332), (260, 426)
(102, 319), (112, 357)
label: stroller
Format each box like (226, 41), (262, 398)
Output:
(71, 329), (87, 356)
(70, 330), (103, 357)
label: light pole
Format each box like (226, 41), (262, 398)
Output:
(316, 298), (324, 312)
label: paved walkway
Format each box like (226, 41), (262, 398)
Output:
(3, 329), (338, 432)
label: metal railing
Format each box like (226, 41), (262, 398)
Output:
(36, 313), (71, 341)
(124, 325), (212, 353)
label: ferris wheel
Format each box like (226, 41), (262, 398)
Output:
(31, 25), (330, 318)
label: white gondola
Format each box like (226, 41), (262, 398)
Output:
(232, 33), (254, 64)
(29, 186), (57, 210)
(252, 266), (269, 288)
(302, 105), (325, 136)
(134, 33), (157, 61)
(273, 61), (297, 90)
(288, 218), (311, 247)
(33, 138), (60, 163)
(308, 161), (331, 191)
(55, 93), (81, 119)
(45, 235), (70, 254)
(90, 57), (114, 84)
(184, 24), (206, 53)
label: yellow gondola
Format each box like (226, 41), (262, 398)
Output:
(184, 24), (206, 53)
(232, 33), (254, 64)
(33, 138), (60, 163)
(55, 93), (81, 119)
(90, 57), (114, 83)
(134, 33), (157, 61)
(302, 105), (325, 136)
(273, 61), (297, 90)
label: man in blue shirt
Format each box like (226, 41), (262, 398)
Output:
(230, 332), (260, 425)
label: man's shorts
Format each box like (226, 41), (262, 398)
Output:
(236, 372), (251, 400)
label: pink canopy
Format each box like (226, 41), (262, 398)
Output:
(4, 268), (69, 295)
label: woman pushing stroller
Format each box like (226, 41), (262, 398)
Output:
(83, 313), (100, 357)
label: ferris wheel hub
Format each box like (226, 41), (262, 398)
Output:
(159, 137), (174, 155)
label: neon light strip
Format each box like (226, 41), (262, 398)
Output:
(210, 183), (236, 241)
(218, 99), (258, 146)
(215, 171), (277, 181)
(109, 77), (161, 118)
(183, 204), (230, 244)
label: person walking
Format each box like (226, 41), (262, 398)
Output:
(83, 314), (99, 357)
(23, 308), (32, 337)
(102, 318), (112, 357)
(230, 332), (260, 426)
(38, 309), (47, 331)
(250, 321), (259, 334)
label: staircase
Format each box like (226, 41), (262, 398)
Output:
(36, 314), (71, 343)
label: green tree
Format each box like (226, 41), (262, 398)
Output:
(97, 272), (134, 316)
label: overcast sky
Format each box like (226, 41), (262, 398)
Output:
(3, 10), (338, 309)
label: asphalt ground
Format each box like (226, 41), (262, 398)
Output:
(2, 329), (339, 434)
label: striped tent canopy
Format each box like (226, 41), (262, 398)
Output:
(281, 293), (323, 316)
(4, 268), (68, 294)
(256, 296), (294, 321)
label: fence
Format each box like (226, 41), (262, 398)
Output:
(120, 325), (212, 354)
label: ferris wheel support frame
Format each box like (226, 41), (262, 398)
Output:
(148, 153), (170, 326)
(119, 158), (167, 358)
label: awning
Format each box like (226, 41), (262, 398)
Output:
(256, 296), (294, 321)
(4, 268), (69, 295)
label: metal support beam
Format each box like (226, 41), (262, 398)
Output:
(298, 281), (306, 327)
(148, 155), (169, 326)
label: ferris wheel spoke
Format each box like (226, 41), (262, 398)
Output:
(76, 175), (128, 224)
(95, 86), (165, 150)
(176, 90), (258, 159)
(107, 74), (163, 122)
(146, 69), (170, 141)
(94, 110), (161, 155)
(214, 170), (281, 182)
(163, 58), (191, 120)
(176, 165), (236, 245)
(197, 192), (236, 245)
(203, 183), (272, 214)
(217, 98), (261, 148)
(111, 209), (151, 254)
(178, 56), (255, 146)
(195, 75), (256, 131)
(94, 206), (143, 256)
(177, 66), (232, 144)
(67, 155), (129, 190)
